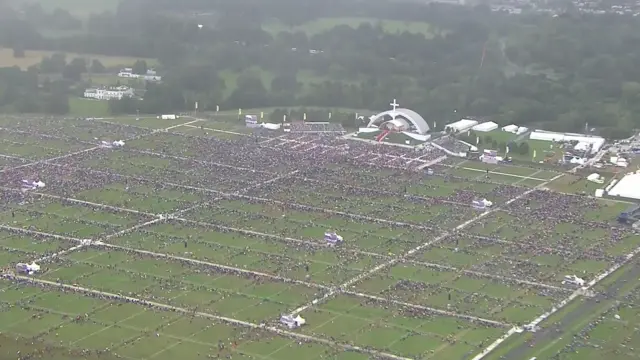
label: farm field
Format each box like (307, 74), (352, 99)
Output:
(263, 17), (442, 38)
(8, 0), (121, 16)
(0, 47), (155, 70)
(0, 115), (637, 360)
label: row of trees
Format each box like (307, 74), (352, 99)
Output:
(3, 0), (640, 137)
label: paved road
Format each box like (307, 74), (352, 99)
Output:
(501, 257), (640, 360)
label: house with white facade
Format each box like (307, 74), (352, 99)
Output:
(117, 68), (162, 82)
(84, 86), (135, 101)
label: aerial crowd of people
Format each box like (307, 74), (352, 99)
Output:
(0, 117), (636, 359)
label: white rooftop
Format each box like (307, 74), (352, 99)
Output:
(608, 171), (640, 200)
(529, 130), (605, 155)
(472, 121), (498, 132)
(445, 119), (478, 132)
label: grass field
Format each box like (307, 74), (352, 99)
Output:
(9, 0), (120, 16)
(0, 48), (156, 70)
(0, 116), (637, 360)
(263, 17), (442, 38)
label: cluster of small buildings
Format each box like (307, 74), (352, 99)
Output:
(83, 86), (134, 101)
(117, 68), (162, 82)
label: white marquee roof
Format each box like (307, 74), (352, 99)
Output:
(608, 171), (640, 200)
(445, 119), (478, 132)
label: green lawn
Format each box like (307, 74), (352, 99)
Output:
(9, 0), (120, 16)
(69, 97), (110, 117)
(263, 17), (442, 38)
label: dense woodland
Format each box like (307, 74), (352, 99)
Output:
(1, 0), (640, 137)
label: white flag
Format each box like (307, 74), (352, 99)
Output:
(533, 149), (537, 159)
(303, 113), (307, 121)
(260, 111), (264, 119)
(433, 121), (436, 129)
(476, 136), (479, 145)
(329, 112), (332, 119)
(216, 105), (219, 112)
(194, 101), (198, 110)
(238, 108), (242, 115)
(506, 145), (510, 154)
(283, 114), (287, 122)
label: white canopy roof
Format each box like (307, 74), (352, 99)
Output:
(445, 119), (478, 133)
(608, 171), (640, 200)
(529, 130), (605, 154)
(472, 121), (498, 132)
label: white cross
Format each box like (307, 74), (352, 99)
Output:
(390, 99), (399, 111)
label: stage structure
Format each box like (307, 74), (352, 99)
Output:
(365, 100), (431, 136)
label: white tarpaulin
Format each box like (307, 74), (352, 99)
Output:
(261, 123), (281, 130)
(472, 121), (498, 132)
(16, 262), (40, 275)
(608, 171), (640, 200)
(529, 130), (605, 154)
(280, 314), (306, 329)
(445, 119), (478, 133)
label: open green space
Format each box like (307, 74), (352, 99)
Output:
(263, 17), (441, 38)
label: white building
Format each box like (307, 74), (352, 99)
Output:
(529, 130), (605, 155)
(445, 119), (478, 133)
(84, 86), (134, 101)
(118, 68), (162, 82)
(608, 171), (640, 200)
(502, 124), (529, 135)
(472, 121), (499, 132)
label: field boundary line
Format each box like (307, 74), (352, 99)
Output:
(2, 274), (412, 360)
(0, 118), (201, 174)
(471, 181), (638, 360)
(0, 223), (526, 327)
(0, 186), (158, 217)
(342, 290), (511, 327)
(289, 174), (565, 316)
(128, 149), (276, 174)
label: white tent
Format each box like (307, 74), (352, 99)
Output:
(261, 123), (281, 130)
(608, 171), (640, 200)
(280, 314), (306, 329)
(587, 173), (604, 184)
(445, 119), (478, 133)
(16, 262), (40, 275)
(529, 130), (605, 155)
(472, 121), (498, 132)
(594, 189), (605, 198)
(502, 124), (519, 133)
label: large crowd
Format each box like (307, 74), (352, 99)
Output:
(1, 118), (636, 359)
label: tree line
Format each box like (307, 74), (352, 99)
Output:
(2, 0), (640, 138)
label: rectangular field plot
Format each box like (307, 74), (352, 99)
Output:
(68, 150), (265, 191)
(42, 248), (321, 322)
(0, 231), (77, 265)
(109, 221), (383, 285)
(100, 116), (189, 130)
(183, 200), (440, 254)
(252, 178), (476, 228)
(126, 132), (306, 172)
(75, 182), (202, 214)
(172, 125), (247, 140)
(353, 264), (566, 324)
(1, 118), (149, 142)
(438, 163), (555, 187)
(0, 131), (89, 160)
(300, 294), (505, 359)
(0, 200), (152, 238)
(0, 281), (353, 360)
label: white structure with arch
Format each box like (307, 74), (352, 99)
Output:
(366, 99), (431, 135)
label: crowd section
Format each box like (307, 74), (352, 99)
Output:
(0, 119), (636, 360)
